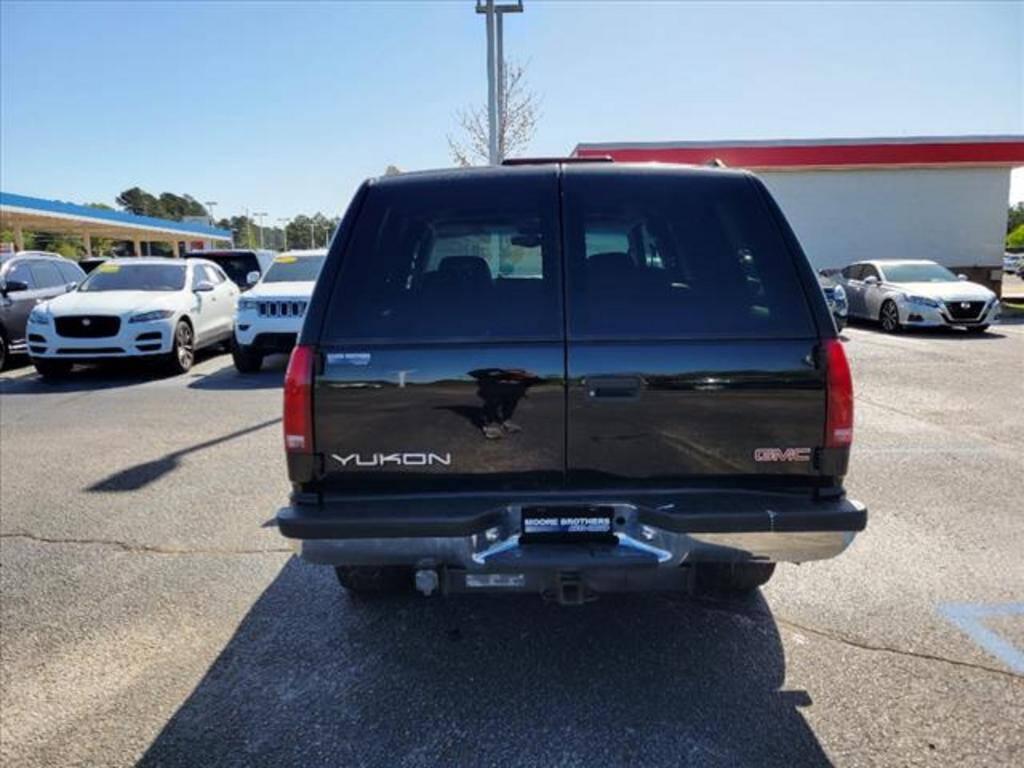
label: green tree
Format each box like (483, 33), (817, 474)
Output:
(1007, 224), (1024, 249)
(1008, 203), (1024, 234)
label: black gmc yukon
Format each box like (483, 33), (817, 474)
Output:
(276, 161), (866, 603)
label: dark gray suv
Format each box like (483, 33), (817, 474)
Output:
(0, 251), (85, 369)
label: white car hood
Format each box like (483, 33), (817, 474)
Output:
(247, 281), (316, 299)
(888, 281), (994, 302)
(44, 290), (182, 316)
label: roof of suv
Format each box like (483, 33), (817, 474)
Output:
(371, 161), (752, 188)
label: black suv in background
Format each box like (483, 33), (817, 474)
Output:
(276, 161), (867, 603)
(0, 251), (85, 369)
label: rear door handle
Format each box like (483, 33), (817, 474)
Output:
(585, 376), (644, 399)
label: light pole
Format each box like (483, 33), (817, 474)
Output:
(475, 1), (523, 164)
(244, 206), (252, 247)
(204, 201), (217, 225)
(309, 220), (315, 249)
(277, 217), (289, 250)
(253, 211), (268, 248)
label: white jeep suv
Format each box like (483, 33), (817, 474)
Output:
(232, 249), (327, 372)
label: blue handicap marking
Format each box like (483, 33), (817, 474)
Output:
(937, 603), (1024, 674)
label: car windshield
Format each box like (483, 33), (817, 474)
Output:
(262, 255), (326, 283)
(881, 263), (958, 283)
(78, 263), (186, 292)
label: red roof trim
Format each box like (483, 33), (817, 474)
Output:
(574, 141), (1024, 169)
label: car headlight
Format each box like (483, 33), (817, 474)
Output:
(128, 309), (174, 323)
(238, 298), (259, 311)
(902, 294), (940, 308)
(28, 307), (50, 325)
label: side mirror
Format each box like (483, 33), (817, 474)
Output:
(863, 275), (879, 285)
(957, 273), (968, 281)
(246, 270), (260, 286)
(66, 282), (78, 292)
(0, 279), (29, 295)
(194, 280), (215, 293)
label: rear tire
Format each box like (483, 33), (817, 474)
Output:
(33, 359), (73, 380)
(232, 341), (263, 373)
(334, 566), (414, 595)
(879, 300), (901, 334)
(700, 562), (776, 594)
(966, 325), (990, 334)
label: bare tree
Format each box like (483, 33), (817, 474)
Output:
(448, 60), (541, 167)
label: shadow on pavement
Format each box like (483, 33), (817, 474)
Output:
(0, 348), (230, 394)
(86, 417), (281, 492)
(187, 355), (288, 391)
(137, 558), (830, 768)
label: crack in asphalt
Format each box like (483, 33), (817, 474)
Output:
(0, 531), (292, 556)
(775, 616), (1023, 681)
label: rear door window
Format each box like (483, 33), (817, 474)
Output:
(563, 168), (815, 339)
(322, 170), (561, 341)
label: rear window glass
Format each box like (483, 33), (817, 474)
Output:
(564, 169), (815, 338)
(322, 172), (561, 341)
(192, 253), (258, 286)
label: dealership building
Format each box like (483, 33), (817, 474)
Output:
(573, 135), (1024, 293)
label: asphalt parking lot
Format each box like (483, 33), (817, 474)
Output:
(1, 323), (1022, 767)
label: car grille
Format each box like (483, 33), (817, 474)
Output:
(258, 300), (307, 318)
(943, 301), (985, 321)
(55, 315), (121, 338)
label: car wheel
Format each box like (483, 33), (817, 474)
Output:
(334, 566), (414, 595)
(33, 359), (73, 380)
(879, 300), (901, 333)
(699, 562), (776, 594)
(966, 325), (990, 334)
(231, 341), (264, 373)
(166, 320), (195, 374)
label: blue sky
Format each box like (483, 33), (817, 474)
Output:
(1, 0), (1021, 221)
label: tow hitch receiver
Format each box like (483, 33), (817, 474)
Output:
(554, 572), (588, 606)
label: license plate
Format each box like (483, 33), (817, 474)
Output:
(521, 505), (615, 542)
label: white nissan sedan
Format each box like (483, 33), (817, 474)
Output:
(26, 258), (237, 378)
(839, 259), (1000, 334)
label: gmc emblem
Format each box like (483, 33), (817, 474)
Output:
(753, 447), (812, 462)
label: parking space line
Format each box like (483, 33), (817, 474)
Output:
(937, 603), (1024, 674)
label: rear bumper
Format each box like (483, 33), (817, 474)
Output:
(277, 490), (867, 567)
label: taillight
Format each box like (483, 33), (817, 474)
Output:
(283, 345), (315, 453)
(824, 338), (853, 448)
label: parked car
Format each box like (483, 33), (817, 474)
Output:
(0, 251), (85, 369)
(817, 269), (848, 330)
(838, 259), (1000, 333)
(232, 249), (327, 373)
(1003, 252), (1022, 273)
(26, 257), (238, 378)
(275, 161), (867, 602)
(185, 249), (275, 291)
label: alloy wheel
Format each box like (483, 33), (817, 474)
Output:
(881, 302), (899, 333)
(176, 323), (194, 369)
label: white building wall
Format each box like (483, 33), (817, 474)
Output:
(758, 167), (1010, 270)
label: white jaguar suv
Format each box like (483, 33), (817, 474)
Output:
(27, 258), (237, 378)
(232, 249), (327, 372)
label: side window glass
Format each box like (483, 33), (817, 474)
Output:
(30, 261), (65, 289)
(5, 262), (36, 289)
(191, 265), (208, 289)
(862, 265), (878, 280)
(56, 261), (85, 284)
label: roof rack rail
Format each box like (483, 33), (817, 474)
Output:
(501, 156), (614, 166)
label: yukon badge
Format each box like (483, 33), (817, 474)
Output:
(332, 452), (452, 468)
(754, 447), (812, 462)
